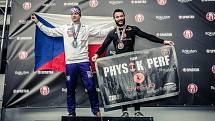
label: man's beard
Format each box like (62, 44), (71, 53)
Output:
(115, 19), (125, 27)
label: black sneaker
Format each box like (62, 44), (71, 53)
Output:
(134, 111), (144, 117)
(68, 113), (76, 117)
(94, 112), (101, 117)
(121, 111), (129, 117)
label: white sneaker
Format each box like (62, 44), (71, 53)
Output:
(134, 111), (144, 117)
(121, 111), (129, 117)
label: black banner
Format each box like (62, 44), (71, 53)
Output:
(96, 46), (179, 109)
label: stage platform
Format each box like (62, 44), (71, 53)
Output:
(1, 107), (215, 121)
(61, 116), (153, 121)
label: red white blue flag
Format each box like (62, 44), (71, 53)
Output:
(34, 13), (114, 72)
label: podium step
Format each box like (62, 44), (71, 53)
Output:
(61, 116), (153, 121)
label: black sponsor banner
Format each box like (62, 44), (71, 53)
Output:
(96, 46), (180, 109)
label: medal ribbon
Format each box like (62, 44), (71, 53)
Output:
(72, 23), (81, 48)
(116, 25), (127, 42)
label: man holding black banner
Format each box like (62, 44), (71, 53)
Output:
(92, 9), (174, 117)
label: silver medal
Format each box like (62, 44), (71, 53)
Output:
(72, 39), (77, 48)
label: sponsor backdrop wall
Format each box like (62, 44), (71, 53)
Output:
(3, 0), (215, 108)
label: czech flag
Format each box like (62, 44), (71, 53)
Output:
(34, 13), (114, 72)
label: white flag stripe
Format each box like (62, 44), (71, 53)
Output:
(36, 12), (114, 44)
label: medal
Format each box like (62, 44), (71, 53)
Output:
(72, 39), (78, 48)
(116, 25), (127, 49)
(71, 23), (81, 48)
(117, 42), (124, 49)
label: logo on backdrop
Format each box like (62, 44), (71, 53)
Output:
(178, 0), (192, 3)
(156, 33), (172, 37)
(15, 71), (29, 76)
(89, 0), (98, 7)
(22, 2), (31, 10)
(18, 51), (28, 60)
(182, 49), (198, 54)
(212, 65), (215, 74)
(36, 71), (54, 75)
(206, 49), (215, 54)
(183, 30), (193, 39)
(131, 0), (147, 4)
(178, 15), (195, 20)
(135, 14), (144, 22)
(40, 86), (50, 96)
(205, 32), (215, 37)
(109, 0), (124, 5)
(157, 0), (167, 5)
(64, 2), (79, 6)
(13, 89), (30, 94)
(187, 83), (198, 94)
(206, 12), (215, 21)
(201, 0), (215, 2)
(18, 20), (31, 24)
(156, 16), (171, 20)
(17, 37), (32, 40)
(182, 68), (200, 72)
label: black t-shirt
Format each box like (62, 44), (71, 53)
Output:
(96, 25), (164, 55)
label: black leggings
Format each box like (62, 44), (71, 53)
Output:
(122, 103), (140, 111)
